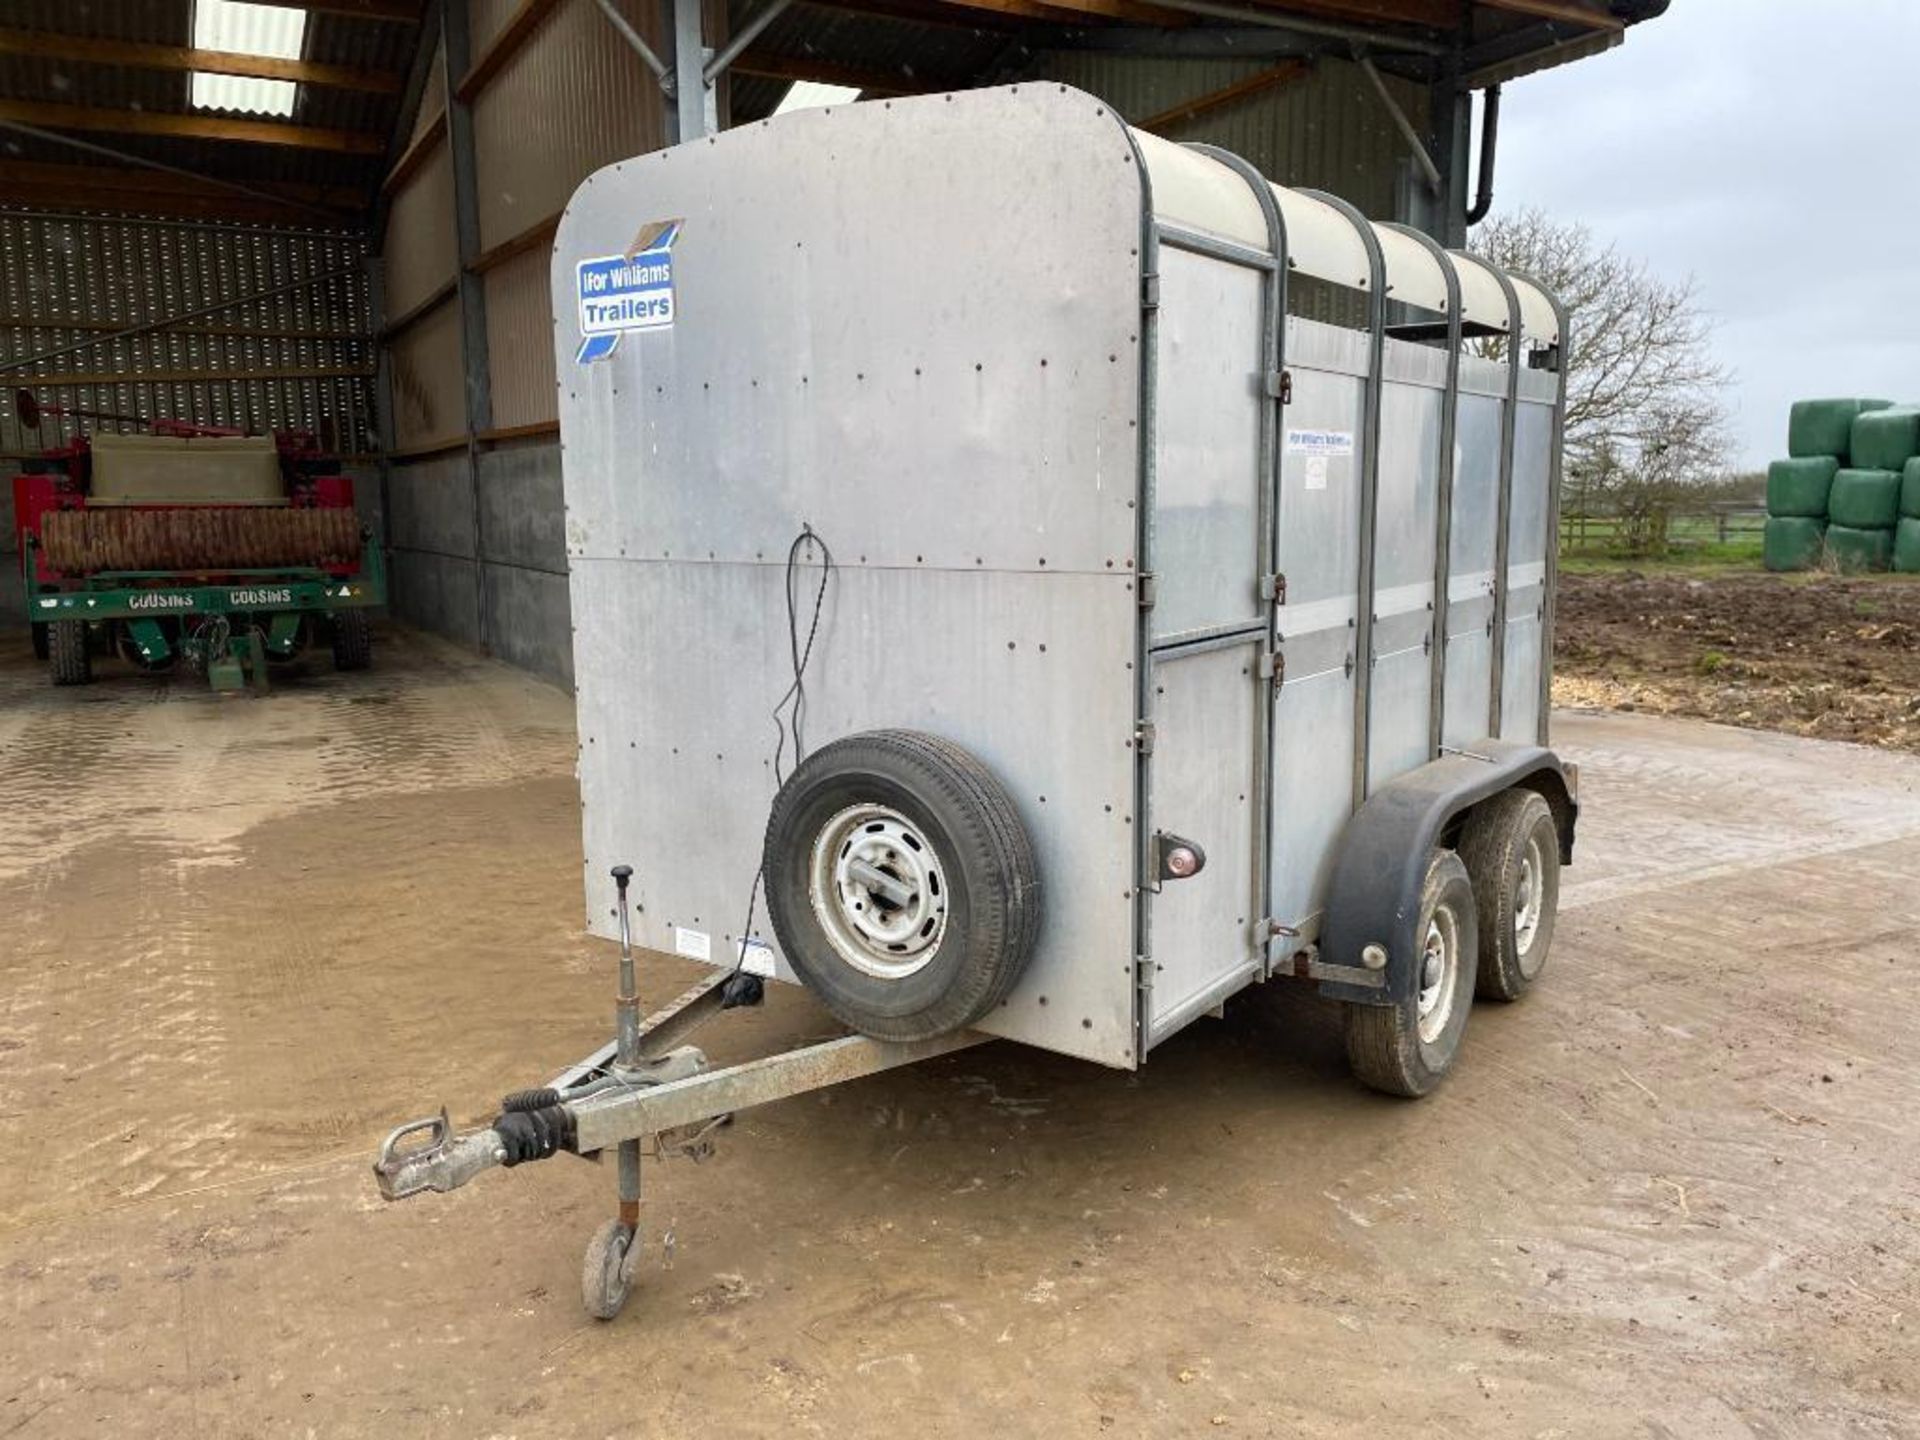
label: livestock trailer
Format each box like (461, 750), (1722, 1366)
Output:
(10, 395), (383, 691)
(375, 85), (1575, 1320)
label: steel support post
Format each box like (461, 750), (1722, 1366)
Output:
(441, 0), (494, 654)
(673, 0), (715, 141)
(1426, 42), (1473, 247)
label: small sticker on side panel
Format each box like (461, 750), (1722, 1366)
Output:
(673, 926), (712, 962)
(1287, 429), (1352, 493)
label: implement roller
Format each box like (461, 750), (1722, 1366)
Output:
(10, 389), (384, 691)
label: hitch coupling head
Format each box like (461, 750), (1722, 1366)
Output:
(373, 1110), (509, 1201)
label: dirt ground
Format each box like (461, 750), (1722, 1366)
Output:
(2, 624), (1917, 1438)
(1555, 571), (1920, 755)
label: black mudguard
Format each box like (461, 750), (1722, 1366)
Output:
(1317, 741), (1577, 1007)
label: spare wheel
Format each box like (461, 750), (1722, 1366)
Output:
(762, 729), (1040, 1042)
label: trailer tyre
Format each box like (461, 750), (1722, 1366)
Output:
(49, 619), (90, 687)
(331, 610), (372, 671)
(1343, 849), (1476, 1098)
(1458, 788), (1560, 1002)
(763, 730), (1040, 1042)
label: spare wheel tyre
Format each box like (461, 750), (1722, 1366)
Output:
(763, 730), (1040, 1042)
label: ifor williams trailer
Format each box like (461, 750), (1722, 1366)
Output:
(374, 85), (1576, 1321)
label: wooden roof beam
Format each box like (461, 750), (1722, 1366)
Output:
(1474, 0), (1622, 29)
(0, 28), (405, 93)
(931, 0), (1193, 23)
(0, 99), (385, 155)
(382, 109), (448, 193)
(1139, 58), (1311, 132)
(1165, 0), (1462, 28)
(729, 49), (946, 95)
(241, 0), (422, 20)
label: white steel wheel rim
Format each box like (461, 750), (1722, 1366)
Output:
(808, 804), (949, 980)
(1514, 833), (1547, 975)
(1415, 906), (1460, 1045)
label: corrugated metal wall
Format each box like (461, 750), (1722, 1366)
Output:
(484, 246), (558, 431)
(469, 0), (523, 62)
(472, 0), (670, 249)
(382, 144), (459, 320)
(387, 290), (466, 450)
(1028, 53), (1429, 225)
(378, 0), (703, 681)
(0, 210), (375, 459)
(411, 35), (449, 141)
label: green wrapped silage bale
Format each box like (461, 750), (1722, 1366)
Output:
(1896, 518), (1920, 574)
(1827, 468), (1902, 528)
(1764, 516), (1826, 572)
(1849, 406), (1920, 471)
(1825, 524), (1894, 572)
(1767, 456), (1838, 516)
(1902, 457), (1920, 519)
(1789, 397), (1891, 459)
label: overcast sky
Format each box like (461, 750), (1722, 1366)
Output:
(1493, 0), (1920, 470)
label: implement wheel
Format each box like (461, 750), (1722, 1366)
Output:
(1458, 788), (1561, 1002)
(1343, 849), (1476, 1098)
(331, 610), (372, 671)
(49, 619), (90, 687)
(582, 1219), (638, 1321)
(763, 730), (1039, 1043)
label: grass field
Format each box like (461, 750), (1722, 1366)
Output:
(1558, 512), (1764, 575)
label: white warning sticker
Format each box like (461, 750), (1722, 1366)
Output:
(1286, 428), (1354, 456)
(736, 939), (777, 978)
(673, 926), (712, 962)
(1287, 429), (1352, 492)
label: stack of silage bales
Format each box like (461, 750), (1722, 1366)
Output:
(1766, 398), (1920, 572)
(1902, 444), (1920, 575)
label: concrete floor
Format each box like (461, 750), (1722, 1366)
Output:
(1, 626), (1916, 1438)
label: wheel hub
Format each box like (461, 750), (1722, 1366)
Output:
(1414, 910), (1458, 1045)
(1514, 836), (1545, 954)
(809, 804), (949, 979)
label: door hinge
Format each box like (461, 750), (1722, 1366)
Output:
(1134, 721), (1156, 756)
(1259, 572), (1288, 605)
(1265, 369), (1293, 403)
(1257, 649), (1286, 688)
(1134, 954), (1155, 996)
(1142, 273), (1161, 311)
(1137, 571), (1157, 609)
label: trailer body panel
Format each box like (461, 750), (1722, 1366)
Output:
(553, 86), (1570, 1067)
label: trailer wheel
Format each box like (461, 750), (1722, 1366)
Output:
(581, 1218), (638, 1321)
(331, 610), (372, 671)
(48, 619), (90, 687)
(763, 730), (1040, 1042)
(1458, 788), (1560, 1002)
(1344, 849), (1476, 1098)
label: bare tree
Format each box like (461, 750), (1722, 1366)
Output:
(1471, 209), (1732, 554)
